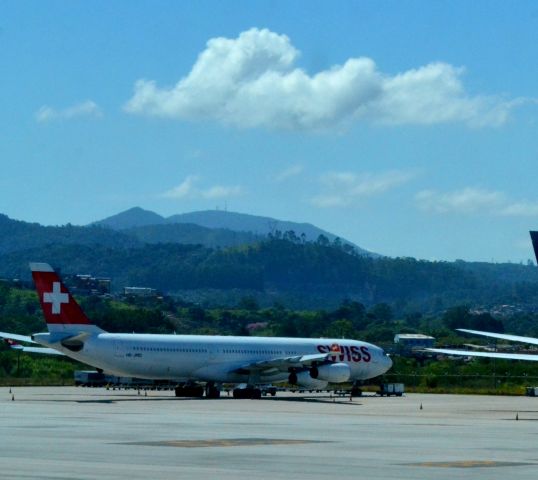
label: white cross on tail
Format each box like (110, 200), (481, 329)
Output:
(43, 282), (69, 314)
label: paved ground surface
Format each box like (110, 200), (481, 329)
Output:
(1, 387), (538, 479)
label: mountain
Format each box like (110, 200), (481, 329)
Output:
(167, 210), (346, 244)
(94, 207), (376, 256)
(1, 207), (372, 258)
(92, 207), (165, 230)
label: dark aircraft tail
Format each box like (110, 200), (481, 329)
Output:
(530, 231), (538, 264)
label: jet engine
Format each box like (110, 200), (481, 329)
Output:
(309, 362), (351, 383)
(289, 370), (328, 389)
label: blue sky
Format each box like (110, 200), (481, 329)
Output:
(2, 1), (538, 262)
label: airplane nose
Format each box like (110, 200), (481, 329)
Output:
(381, 353), (392, 373)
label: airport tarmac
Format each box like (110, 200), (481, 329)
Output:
(1, 387), (538, 480)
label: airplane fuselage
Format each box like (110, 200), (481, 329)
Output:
(34, 332), (391, 383)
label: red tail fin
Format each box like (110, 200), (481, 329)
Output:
(30, 263), (92, 328)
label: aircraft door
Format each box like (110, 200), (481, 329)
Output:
(114, 340), (126, 358)
(208, 344), (218, 362)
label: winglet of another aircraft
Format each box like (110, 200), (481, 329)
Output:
(530, 231), (538, 265)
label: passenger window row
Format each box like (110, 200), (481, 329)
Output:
(221, 349), (298, 355)
(129, 346), (300, 355)
(132, 346), (208, 353)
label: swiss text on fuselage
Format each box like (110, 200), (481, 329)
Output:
(316, 344), (371, 362)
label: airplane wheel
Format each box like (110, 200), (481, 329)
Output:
(233, 388), (244, 399)
(175, 385), (204, 397)
(233, 387), (261, 399)
(206, 386), (221, 399)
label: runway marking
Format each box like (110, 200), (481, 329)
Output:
(408, 460), (536, 468)
(120, 438), (330, 448)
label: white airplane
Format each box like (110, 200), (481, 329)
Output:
(428, 328), (538, 361)
(0, 262), (392, 398)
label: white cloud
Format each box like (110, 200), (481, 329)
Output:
(415, 187), (505, 214)
(161, 175), (199, 199)
(274, 164), (304, 182)
(500, 201), (538, 217)
(161, 176), (244, 200)
(35, 100), (102, 123)
(124, 28), (527, 131)
(311, 170), (414, 207)
(416, 187), (538, 217)
(201, 185), (243, 199)
(372, 64), (516, 127)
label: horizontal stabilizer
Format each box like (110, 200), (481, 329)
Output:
(0, 333), (64, 355)
(12, 345), (65, 355)
(0, 332), (37, 344)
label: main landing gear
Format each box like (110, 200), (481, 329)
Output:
(232, 386), (262, 399)
(205, 382), (221, 399)
(174, 382), (262, 399)
(174, 382), (222, 398)
(174, 383), (204, 398)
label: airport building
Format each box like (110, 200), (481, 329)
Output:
(394, 333), (435, 354)
(64, 274), (111, 295)
(123, 286), (158, 297)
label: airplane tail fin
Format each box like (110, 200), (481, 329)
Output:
(30, 263), (103, 334)
(530, 231), (538, 265)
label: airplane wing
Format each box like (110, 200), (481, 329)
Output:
(427, 348), (538, 362)
(457, 329), (538, 346)
(233, 353), (331, 375)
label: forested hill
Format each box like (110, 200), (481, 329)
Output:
(1, 235), (538, 310)
(93, 207), (375, 256)
(0, 214), (140, 254)
(124, 223), (262, 248)
(0, 213), (261, 252)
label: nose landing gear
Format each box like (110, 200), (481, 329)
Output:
(351, 382), (363, 397)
